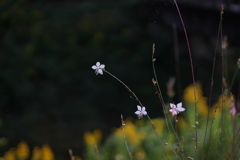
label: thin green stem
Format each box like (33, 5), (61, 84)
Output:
(94, 145), (99, 160)
(121, 115), (133, 160)
(204, 5), (224, 159)
(220, 6), (224, 157)
(104, 69), (143, 107)
(152, 49), (180, 142)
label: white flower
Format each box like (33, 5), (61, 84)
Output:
(92, 62), (105, 75)
(169, 102), (185, 116)
(135, 105), (147, 119)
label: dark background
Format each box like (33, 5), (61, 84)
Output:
(0, 0), (239, 159)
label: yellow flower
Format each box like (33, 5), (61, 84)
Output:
(151, 118), (164, 134)
(196, 97), (208, 115)
(16, 141), (29, 159)
(114, 120), (145, 146)
(183, 83), (203, 102)
(183, 83), (208, 116)
(41, 144), (55, 160)
(4, 148), (15, 160)
(83, 129), (102, 146)
(93, 129), (102, 144)
(31, 146), (42, 160)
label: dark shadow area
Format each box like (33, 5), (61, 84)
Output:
(0, 0), (239, 159)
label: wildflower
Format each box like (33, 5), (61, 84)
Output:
(230, 95), (236, 116)
(135, 105), (147, 119)
(16, 141), (30, 159)
(41, 144), (55, 160)
(169, 102), (185, 116)
(83, 129), (102, 146)
(92, 62), (105, 75)
(114, 120), (145, 145)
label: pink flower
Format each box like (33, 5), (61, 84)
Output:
(230, 100), (236, 116)
(169, 102), (185, 116)
(135, 105), (147, 119)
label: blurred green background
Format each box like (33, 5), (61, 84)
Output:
(0, 0), (239, 159)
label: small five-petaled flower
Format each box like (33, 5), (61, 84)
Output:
(92, 62), (105, 75)
(169, 102), (185, 116)
(135, 105), (147, 119)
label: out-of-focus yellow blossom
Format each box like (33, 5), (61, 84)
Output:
(4, 148), (15, 160)
(0, 157), (4, 160)
(31, 146), (42, 160)
(183, 83), (203, 102)
(16, 141), (29, 159)
(114, 120), (145, 146)
(211, 94), (231, 116)
(93, 129), (102, 144)
(151, 118), (164, 133)
(183, 83), (208, 115)
(196, 97), (208, 115)
(41, 144), (55, 160)
(84, 129), (102, 146)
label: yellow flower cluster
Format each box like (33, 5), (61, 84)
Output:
(83, 129), (102, 146)
(16, 141), (30, 159)
(114, 120), (145, 146)
(183, 83), (208, 115)
(0, 141), (55, 160)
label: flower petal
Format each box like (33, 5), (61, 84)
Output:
(92, 66), (97, 69)
(96, 62), (100, 67)
(99, 64), (105, 69)
(98, 69), (103, 75)
(177, 102), (182, 109)
(178, 107), (185, 112)
(142, 111), (147, 115)
(137, 105), (141, 111)
(170, 103), (176, 108)
(142, 107), (146, 111)
(135, 111), (141, 115)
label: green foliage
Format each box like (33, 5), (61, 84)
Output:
(84, 84), (240, 160)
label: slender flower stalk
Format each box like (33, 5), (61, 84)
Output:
(104, 69), (143, 106)
(203, 5), (224, 155)
(205, 5), (225, 159)
(173, 1), (198, 158)
(229, 59), (240, 92)
(120, 115), (133, 160)
(152, 44), (176, 138)
(94, 145), (99, 160)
